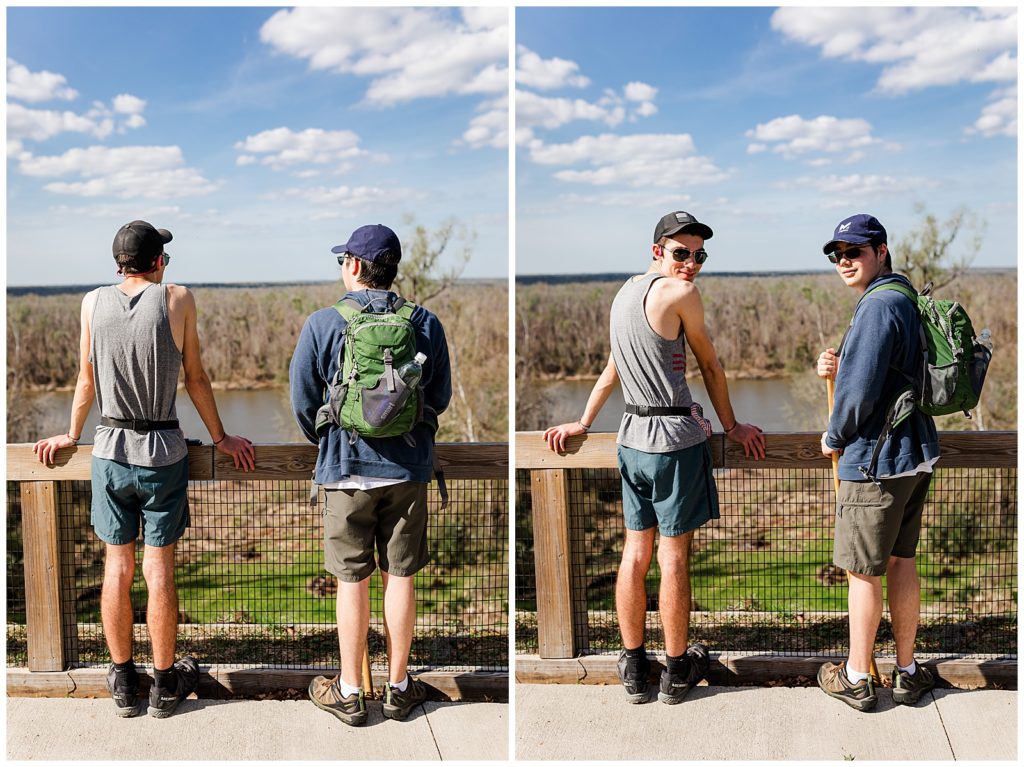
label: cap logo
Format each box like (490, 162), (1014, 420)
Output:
(838, 222), (852, 232)
(675, 213), (688, 223)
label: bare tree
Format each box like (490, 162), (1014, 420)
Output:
(392, 216), (473, 305)
(893, 203), (986, 292)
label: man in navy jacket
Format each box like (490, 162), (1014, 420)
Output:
(291, 224), (451, 726)
(815, 214), (939, 711)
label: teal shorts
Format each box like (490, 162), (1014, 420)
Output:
(617, 441), (720, 536)
(91, 456), (190, 547)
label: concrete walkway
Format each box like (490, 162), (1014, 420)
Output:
(515, 684), (1016, 761)
(7, 698), (507, 761)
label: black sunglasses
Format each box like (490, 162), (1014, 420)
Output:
(161, 252), (170, 265)
(827, 245), (874, 264)
(336, 252), (360, 266)
(665, 246), (708, 264)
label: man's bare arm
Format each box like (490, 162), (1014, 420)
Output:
(33, 291), (98, 464)
(677, 286), (766, 460)
(543, 354), (620, 453)
(177, 286), (255, 471)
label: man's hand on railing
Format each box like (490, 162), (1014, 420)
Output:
(725, 422), (767, 460)
(32, 434), (78, 465)
(543, 421), (588, 454)
(215, 434), (256, 471)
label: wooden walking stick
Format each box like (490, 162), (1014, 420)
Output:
(361, 643), (373, 698)
(826, 376), (881, 683)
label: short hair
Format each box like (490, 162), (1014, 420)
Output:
(116, 252), (159, 275)
(356, 258), (398, 289)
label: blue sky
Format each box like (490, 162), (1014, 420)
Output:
(516, 7), (1017, 275)
(6, 6), (508, 286)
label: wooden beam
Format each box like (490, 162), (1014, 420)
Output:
(21, 482), (67, 671)
(513, 654), (1017, 690)
(531, 469), (576, 658)
(6, 667), (508, 702)
(7, 442), (508, 481)
(515, 431), (1017, 470)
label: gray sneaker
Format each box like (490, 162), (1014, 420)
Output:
(106, 664), (143, 718)
(382, 676), (428, 721)
(309, 675), (368, 726)
(615, 650), (651, 704)
(891, 663), (935, 705)
(658, 643), (710, 704)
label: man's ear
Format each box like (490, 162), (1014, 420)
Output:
(652, 244), (663, 261)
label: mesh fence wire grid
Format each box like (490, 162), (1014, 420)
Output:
(515, 466), (1017, 659)
(7, 478), (508, 672)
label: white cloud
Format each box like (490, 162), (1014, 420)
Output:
(771, 7), (1017, 95)
(6, 58), (78, 103)
(112, 94), (146, 115)
(745, 114), (881, 161)
(7, 102), (108, 144)
(17, 145), (217, 199)
(516, 45), (590, 90)
(517, 90), (621, 133)
(529, 133), (729, 188)
(234, 127), (369, 171)
(273, 183), (417, 218)
(259, 7), (507, 106)
(461, 95), (508, 149)
(624, 82), (657, 102)
(966, 85), (1017, 138)
(779, 173), (938, 207)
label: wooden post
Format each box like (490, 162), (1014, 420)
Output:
(531, 469), (577, 658)
(21, 481), (68, 671)
(56, 483), (81, 665)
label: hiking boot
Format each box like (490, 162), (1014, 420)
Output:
(891, 663), (935, 706)
(309, 675), (368, 727)
(382, 676), (428, 721)
(147, 656), (200, 719)
(615, 649), (651, 704)
(106, 664), (143, 718)
(658, 643), (711, 704)
(817, 661), (877, 712)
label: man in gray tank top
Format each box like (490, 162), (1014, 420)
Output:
(545, 211), (766, 704)
(34, 220), (256, 719)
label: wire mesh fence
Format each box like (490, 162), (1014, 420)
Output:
(7, 477), (508, 672)
(515, 465), (1017, 658)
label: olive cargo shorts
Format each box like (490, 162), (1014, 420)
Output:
(833, 472), (933, 576)
(323, 481), (429, 582)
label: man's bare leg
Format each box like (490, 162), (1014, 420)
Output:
(102, 543), (137, 664)
(847, 571), (883, 675)
(616, 528), (655, 649)
(886, 555), (920, 668)
(337, 577), (370, 689)
(381, 571), (416, 685)
(657, 532), (693, 657)
(142, 543), (178, 671)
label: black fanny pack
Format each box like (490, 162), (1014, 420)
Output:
(100, 416), (180, 432)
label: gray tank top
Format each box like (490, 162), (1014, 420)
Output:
(609, 273), (709, 453)
(90, 284), (187, 467)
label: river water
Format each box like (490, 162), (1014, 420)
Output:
(538, 377), (810, 433)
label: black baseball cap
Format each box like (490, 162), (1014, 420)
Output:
(653, 211), (713, 243)
(331, 224), (402, 264)
(112, 220), (172, 261)
(823, 214), (887, 254)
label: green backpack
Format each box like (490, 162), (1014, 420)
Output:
(314, 296), (423, 441)
(841, 280), (992, 480)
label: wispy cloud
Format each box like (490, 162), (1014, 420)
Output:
(17, 145), (218, 199)
(966, 85), (1017, 138)
(234, 127), (372, 172)
(270, 183), (419, 219)
(529, 133), (729, 188)
(745, 114), (888, 163)
(460, 95), (508, 149)
(777, 172), (938, 208)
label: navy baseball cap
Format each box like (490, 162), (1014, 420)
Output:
(823, 214), (887, 254)
(112, 220), (172, 261)
(331, 224), (402, 264)
(653, 211), (713, 243)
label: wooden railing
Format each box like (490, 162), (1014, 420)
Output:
(516, 431), (1017, 661)
(6, 442), (508, 674)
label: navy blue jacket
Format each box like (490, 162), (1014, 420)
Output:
(289, 289), (452, 484)
(827, 272), (940, 480)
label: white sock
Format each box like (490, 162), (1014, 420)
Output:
(391, 675), (409, 692)
(898, 660), (917, 676)
(845, 664), (869, 683)
(338, 678), (361, 697)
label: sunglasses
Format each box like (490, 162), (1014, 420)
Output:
(664, 246), (708, 264)
(337, 252), (360, 266)
(161, 252), (170, 266)
(827, 245), (873, 264)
